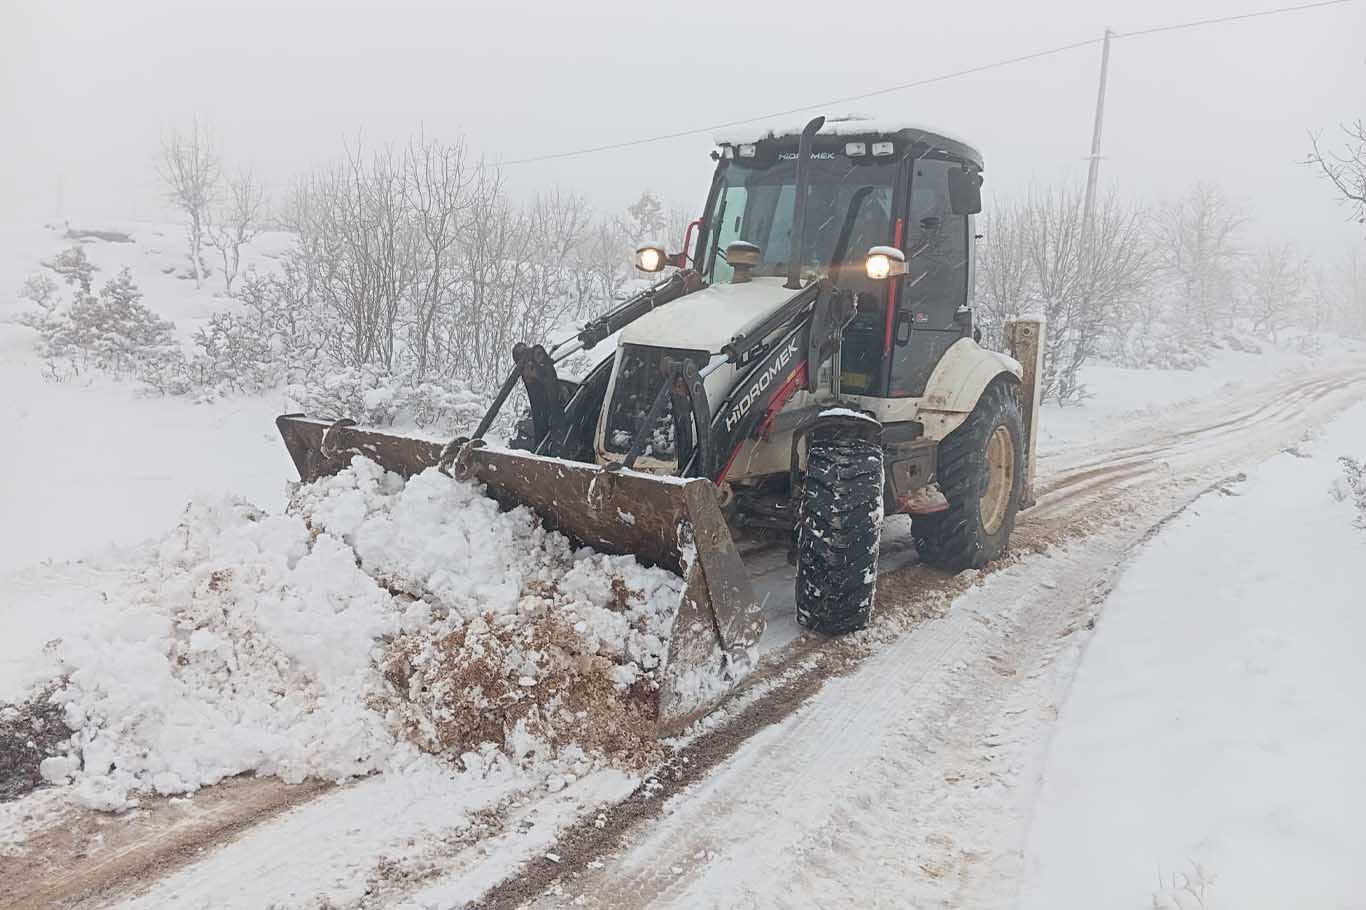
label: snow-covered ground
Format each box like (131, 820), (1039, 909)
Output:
(3, 216), (1366, 908)
(0, 323), (291, 576)
(1020, 404), (1366, 909)
(1037, 341), (1366, 456)
(0, 219), (298, 575)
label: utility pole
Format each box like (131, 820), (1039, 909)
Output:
(1082, 28), (1114, 233)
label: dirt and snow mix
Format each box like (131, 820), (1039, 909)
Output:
(13, 458), (688, 810)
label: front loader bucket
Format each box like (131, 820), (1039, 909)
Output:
(276, 415), (765, 734)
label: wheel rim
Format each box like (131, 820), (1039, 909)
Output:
(980, 424), (1016, 536)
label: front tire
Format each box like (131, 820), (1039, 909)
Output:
(913, 380), (1024, 572)
(795, 433), (884, 635)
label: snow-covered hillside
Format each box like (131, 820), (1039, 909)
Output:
(0, 219), (293, 337)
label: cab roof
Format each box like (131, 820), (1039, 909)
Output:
(715, 115), (983, 170)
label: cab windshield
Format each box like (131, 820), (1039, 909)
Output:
(702, 152), (898, 284)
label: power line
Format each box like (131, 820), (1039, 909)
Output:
(1113, 0), (1350, 39)
(497, 0), (1354, 168)
(497, 35), (1103, 166)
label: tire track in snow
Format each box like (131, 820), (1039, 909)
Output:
(496, 364), (1366, 909)
(0, 776), (332, 910)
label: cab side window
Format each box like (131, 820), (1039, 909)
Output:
(889, 158), (970, 396)
(903, 160), (968, 330)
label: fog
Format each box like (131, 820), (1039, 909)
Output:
(2, 0), (1361, 256)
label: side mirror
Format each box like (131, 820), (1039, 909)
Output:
(865, 245), (907, 280)
(947, 167), (983, 215)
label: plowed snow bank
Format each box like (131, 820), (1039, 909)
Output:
(1020, 402), (1366, 908)
(12, 459), (686, 810)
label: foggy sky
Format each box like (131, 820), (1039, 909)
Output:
(2, 0), (1362, 259)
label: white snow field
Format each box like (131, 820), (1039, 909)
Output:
(1019, 403), (1366, 910)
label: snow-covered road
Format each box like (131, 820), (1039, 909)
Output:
(517, 370), (1366, 910)
(3, 325), (1365, 908)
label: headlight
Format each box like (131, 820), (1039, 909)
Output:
(864, 245), (907, 280)
(635, 243), (666, 273)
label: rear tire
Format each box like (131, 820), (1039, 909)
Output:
(795, 433), (885, 635)
(913, 380), (1024, 572)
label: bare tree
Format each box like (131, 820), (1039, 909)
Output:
(582, 215), (634, 307)
(666, 204), (697, 264)
(250, 131), (641, 401)
(527, 189), (595, 324)
(625, 191), (667, 242)
(1244, 242), (1307, 345)
(973, 197), (1032, 349)
(975, 186), (1153, 400)
(1306, 119), (1366, 225)
(207, 168), (267, 292)
(1152, 182), (1246, 339)
(1021, 186), (1153, 402)
(401, 133), (480, 378)
(453, 173), (533, 384)
(286, 141), (421, 371)
(158, 120), (221, 289)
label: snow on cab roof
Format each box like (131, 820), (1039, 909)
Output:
(715, 114), (982, 167)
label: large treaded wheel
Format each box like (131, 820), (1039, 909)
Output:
(913, 380), (1024, 572)
(795, 433), (885, 635)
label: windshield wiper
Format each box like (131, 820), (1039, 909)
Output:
(830, 185), (877, 269)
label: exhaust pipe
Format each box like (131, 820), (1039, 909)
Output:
(785, 115), (826, 291)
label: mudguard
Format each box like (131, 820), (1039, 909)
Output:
(917, 338), (1022, 440)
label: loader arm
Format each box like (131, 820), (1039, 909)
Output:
(480, 269), (706, 453)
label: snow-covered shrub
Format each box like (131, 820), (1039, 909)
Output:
(29, 269), (182, 384)
(1334, 456), (1366, 528)
(174, 250), (214, 282)
(1221, 333), (1264, 355)
(190, 309), (278, 393)
(1151, 862), (1216, 909)
(1117, 324), (1211, 371)
(180, 264), (327, 396)
(1292, 331), (1324, 356)
(285, 366), (491, 436)
(41, 245), (97, 292)
(16, 272), (61, 315)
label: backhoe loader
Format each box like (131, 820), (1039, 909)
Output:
(277, 115), (1045, 733)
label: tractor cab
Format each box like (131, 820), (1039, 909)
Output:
(697, 118), (984, 404)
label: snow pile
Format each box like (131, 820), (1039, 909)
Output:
(295, 460), (682, 766)
(45, 496), (403, 810)
(23, 459), (686, 810)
